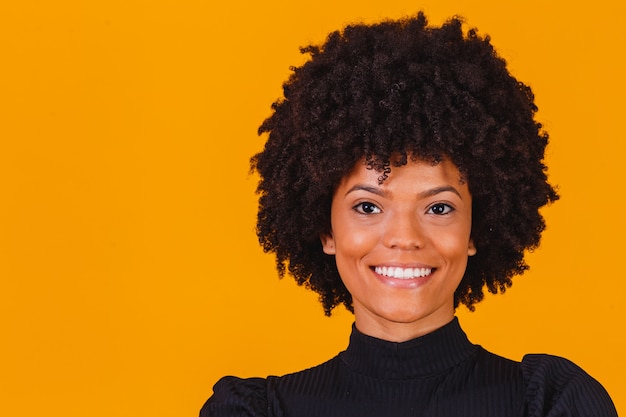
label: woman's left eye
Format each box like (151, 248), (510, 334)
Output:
(428, 203), (454, 215)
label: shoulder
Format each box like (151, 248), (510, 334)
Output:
(520, 354), (617, 417)
(199, 357), (342, 417)
(199, 376), (269, 417)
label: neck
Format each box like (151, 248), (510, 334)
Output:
(353, 307), (456, 342)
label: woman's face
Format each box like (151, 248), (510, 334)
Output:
(321, 157), (476, 342)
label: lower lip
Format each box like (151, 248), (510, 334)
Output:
(372, 269), (435, 289)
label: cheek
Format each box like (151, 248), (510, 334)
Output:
(434, 226), (473, 260)
(333, 224), (379, 258)
(331, 227), (380, 284)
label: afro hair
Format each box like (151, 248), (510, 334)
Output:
(251, 11), (559, 315)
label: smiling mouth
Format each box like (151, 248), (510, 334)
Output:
(373, 266), (433, 279)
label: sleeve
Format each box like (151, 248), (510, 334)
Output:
(199, 376), (269, 417)
(521, 354), (618, 417)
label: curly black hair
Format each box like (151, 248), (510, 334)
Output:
(251, 11), (559, 315)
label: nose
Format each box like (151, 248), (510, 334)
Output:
(382, 211), (425, 249)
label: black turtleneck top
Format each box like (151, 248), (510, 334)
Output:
(200, 318), (617, 416)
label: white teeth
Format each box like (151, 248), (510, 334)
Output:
(374, 266), (433, 279)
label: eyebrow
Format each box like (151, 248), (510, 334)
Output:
(345, 184), (463, 199)
(344, 185), (387, 197)
(418, 186), (462, 199)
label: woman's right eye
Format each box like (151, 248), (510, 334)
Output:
(353, 202), (381, 214)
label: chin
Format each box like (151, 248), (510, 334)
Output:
(376, 305), (433, 324)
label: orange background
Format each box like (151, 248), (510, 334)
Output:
(0, 1), (624, 416)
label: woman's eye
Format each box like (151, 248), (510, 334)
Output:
(428, 203), (453, 215)
(354, 202), (381, 214)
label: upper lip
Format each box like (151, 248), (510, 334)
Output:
(371, 263), (434, 269)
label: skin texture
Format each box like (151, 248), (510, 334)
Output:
(321, 157), (476, 341)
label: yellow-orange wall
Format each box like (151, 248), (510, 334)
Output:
(1, 1), (624, 416)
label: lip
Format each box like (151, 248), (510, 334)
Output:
(370, 265), (436, 289)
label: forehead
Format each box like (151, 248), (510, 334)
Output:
(339, 157), (465, 189)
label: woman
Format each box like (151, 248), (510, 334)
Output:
(201, 12), (617, 416)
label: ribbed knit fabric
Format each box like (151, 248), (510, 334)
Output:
(200, 318), (617, 416)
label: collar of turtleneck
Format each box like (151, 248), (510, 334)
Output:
(339, 317), (478, 380)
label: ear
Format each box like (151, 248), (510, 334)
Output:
(467, 238), (477, 256)
(320, 233), (336, 255)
